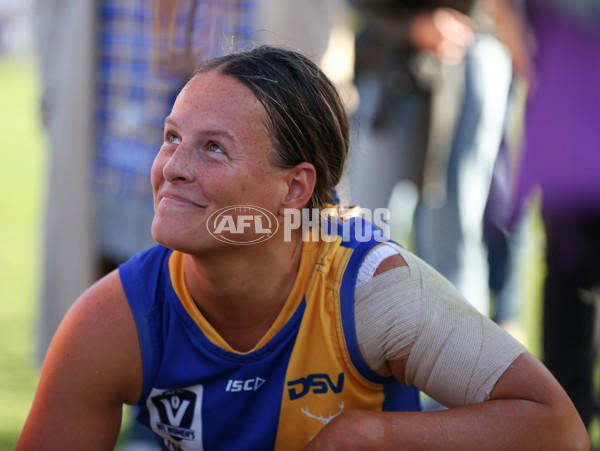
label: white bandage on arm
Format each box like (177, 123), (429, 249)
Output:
(355, 243), (400, 287)
(354, 250), (420, 371)
(354, 246), (527, 407)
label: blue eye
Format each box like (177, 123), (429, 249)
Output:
(207, 142), (224, 154)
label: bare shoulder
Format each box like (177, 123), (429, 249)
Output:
(16, 270), (143, 450)
(53, 269), (143, 404)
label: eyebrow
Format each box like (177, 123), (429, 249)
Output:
(164, 116), (236, 142)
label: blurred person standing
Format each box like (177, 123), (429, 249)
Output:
(509, 0), (600, 428)
(411, 1), (515, 316)
(346, 0), (520, 317)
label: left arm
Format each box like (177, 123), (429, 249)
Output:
(306, 351), (588, 450)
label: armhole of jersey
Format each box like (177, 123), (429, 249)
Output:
(119, 253), (161, 402)
(338, 241), (395, 385)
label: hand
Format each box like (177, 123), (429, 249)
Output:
(408, 7), (475, 64)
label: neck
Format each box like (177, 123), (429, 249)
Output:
(183, 232), (304, 352)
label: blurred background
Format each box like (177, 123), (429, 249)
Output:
(0, 0), (45, 449)
(1, 0), (599, 449)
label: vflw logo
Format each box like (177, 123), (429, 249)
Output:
(147, 385), (204, 450)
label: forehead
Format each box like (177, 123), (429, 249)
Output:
(178, 71), (263, 117)
(170, 71), (269, 140)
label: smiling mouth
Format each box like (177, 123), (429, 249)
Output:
(159, 194), (205, 209)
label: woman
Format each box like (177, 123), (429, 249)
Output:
(17, 46), (588, 450)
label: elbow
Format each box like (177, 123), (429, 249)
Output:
(565, 429), (590, 451)
(566, 422), (590, 451)
(550, 408), (590, 451)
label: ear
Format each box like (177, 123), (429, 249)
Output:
(279, 162), (316, 215)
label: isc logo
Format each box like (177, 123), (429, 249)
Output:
(287, 373), (344, 400)
(225, 377), (266, 392)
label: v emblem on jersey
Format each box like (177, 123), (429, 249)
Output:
(147, 385), (205, 449)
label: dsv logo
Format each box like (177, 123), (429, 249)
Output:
(206, 205), (279, 245)
(287, 373), (344, 400)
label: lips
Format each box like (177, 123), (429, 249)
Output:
(158, 191), (205, 209)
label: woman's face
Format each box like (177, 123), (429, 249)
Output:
(151, 71), (291, 253)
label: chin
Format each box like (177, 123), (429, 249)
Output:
(151, 220), (221, 255)
(152, 217), (193, 248)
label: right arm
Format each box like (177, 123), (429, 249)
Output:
(16, 270), (143, 450)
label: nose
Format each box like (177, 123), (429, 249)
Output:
(162, 144), (195, 183)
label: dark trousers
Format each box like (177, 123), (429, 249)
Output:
(542, 213), (600, 427)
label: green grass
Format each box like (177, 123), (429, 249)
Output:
(0, 57), (45, 449)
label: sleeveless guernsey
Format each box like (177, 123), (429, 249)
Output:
(119, 219), (421, 450)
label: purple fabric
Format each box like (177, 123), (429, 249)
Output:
(514, 5), (600, 218)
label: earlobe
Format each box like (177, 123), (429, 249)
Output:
(280, 162), (316, 214)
